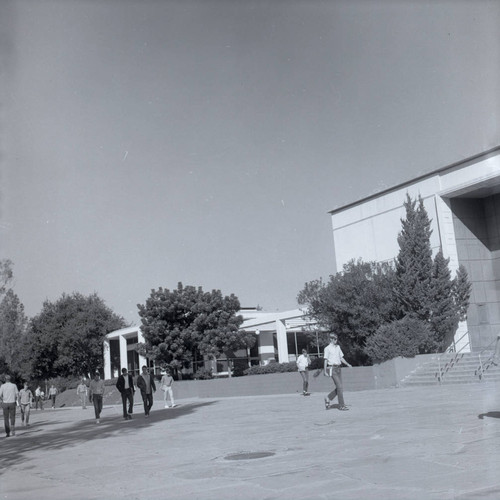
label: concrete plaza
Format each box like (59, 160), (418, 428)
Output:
(1, 382), (499, 500)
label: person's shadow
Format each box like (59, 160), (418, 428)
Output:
(478, 411), (500, 420)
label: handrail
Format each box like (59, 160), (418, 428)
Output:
(435, 332), (470, 383)
(474, 336), (499, 380)
(445, 330), (470, 354)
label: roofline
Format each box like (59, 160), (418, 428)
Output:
(328, 145), (500, 216)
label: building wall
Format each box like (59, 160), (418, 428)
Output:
(451, 195), (500, 350)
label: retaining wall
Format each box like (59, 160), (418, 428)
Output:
(170, 354), (434, 400)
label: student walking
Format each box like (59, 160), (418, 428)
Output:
(160, 369), (176, 408)
(89, 372), (105, 424)
(296, 349), (311, 396)
(35, 386), (44, 410)
(116, 368), (135, 420)
(48, 384), (58, 409)
(76, 379), (88, 409)
(323, 333), (352, 411)
(136, 366), (156, 417)
(0, 375), (19, 437)
(18, 382), (33, 427)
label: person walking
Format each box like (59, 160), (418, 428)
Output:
(323, 333), (352, 411)
(18, 382), (33, 427)
(136, 366), (156, 417)
(48, 384), (58, 409)
(35, 386), (44, 410)
(76, 379), (88, 409)
(116, 368), (135, 420)
(160, 369), (176, 408)
(0, 375), (19, 437)
(89, 371), (105, 424)
(296, 349), (311, 396)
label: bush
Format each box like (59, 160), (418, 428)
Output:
(364, 317), (432, 363)
(194, 368), (213, 380)
(309, 357), (324, 370)
(244, 361), (297, 376)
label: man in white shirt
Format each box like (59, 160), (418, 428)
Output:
(323, 333), (352, 411)
(0, 375), (20, 437)
(296, 349), (311, 396)
(89, 371), (106, 424)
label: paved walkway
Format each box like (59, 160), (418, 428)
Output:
(1, 382), (499, 499)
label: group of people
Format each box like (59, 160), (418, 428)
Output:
(86, 365), (176, 424)
(0, 365), (176, 437)
(296, 332), (352, 411)
(0, 378), (62, 437)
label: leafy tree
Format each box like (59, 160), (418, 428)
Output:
(27, 292), (127, 378)
(0, 259), (13, 298)
(364, 317), (433, 363)
(298, 259), (398, 364)
(0, 289), (29, 375)
(138, 282), (254, 374)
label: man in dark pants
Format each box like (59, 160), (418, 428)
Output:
(116, 368), (135, 420)
(136, 365), (156, 417)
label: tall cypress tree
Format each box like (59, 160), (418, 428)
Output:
(429, 250), (458, 350)
(394, 194), (471, 352)
(395, 194), (434, 320)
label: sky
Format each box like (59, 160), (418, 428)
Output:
(1, 0), (499, 325)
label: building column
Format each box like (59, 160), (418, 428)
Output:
(103, 338), (111, 380)
(276, 319), (289, 363)
(435, 195), (471, 353)
(137, 329), (147, 369)
(119, 336), (128, 372)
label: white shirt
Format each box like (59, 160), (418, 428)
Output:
(296, 354), (310, 371)
(324, 343), (343, 366)
(0, 382), (19, 404)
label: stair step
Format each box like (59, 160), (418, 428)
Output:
(401, 351), (499, 387)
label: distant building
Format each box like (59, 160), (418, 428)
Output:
(103, 308), (320, 379)
(329, 146), (500, 352)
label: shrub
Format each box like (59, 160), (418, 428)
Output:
(194, 368), (213, 380)
(244, 361), (297, 376)
(364, 317), (432, 363)
(309, 357), (324, 370)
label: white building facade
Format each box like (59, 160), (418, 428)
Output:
(103, 308), (319, 379)
(330, 146), (500, 352)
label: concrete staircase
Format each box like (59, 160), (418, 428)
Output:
(400, 351), (500, 386)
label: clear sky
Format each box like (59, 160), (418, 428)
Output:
(1, 0), (499, 325)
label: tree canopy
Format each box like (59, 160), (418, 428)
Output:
(138, 282), (254, 371)
(298, 259), (398, 364)
(26, 292), (127, 378)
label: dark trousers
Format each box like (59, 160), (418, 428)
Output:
(35, 396), (44, 410)
(299, 370), (309, 392)
(141, 392), (153, 415)
(327, 366), (345, 406)
(92, 394), (103, 419)
(121, 389), (134, 418)
(2, 402), (16, 435)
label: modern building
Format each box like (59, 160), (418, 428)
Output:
(103, 308), (319, 379)
(329, 146), (500, 353)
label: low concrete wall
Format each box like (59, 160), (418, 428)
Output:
(167, 355), (434, 400)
